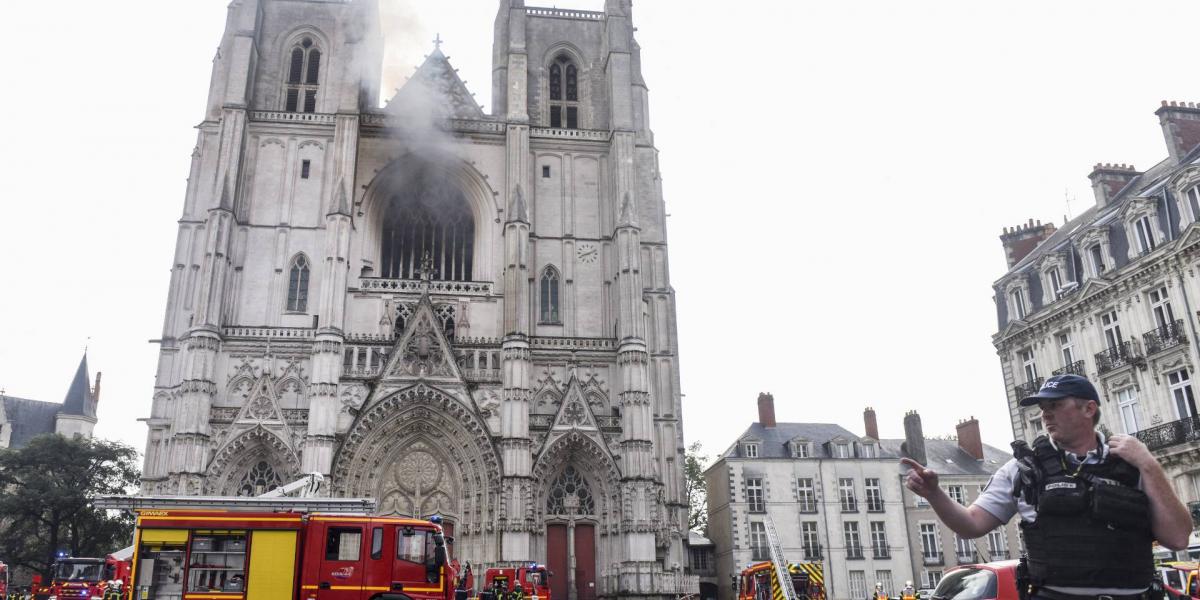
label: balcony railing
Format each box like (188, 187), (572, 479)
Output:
(846, 546), (864, 560)
(1136, 414), (1200, 452)
(1095, 341), (1142, 374)
(1013, 378), (1043, 400)
(751, 547), (771, 562)
(1144, 320), (1188, 355)
(923, 553), (943, 566)
(989, 549), (1010, 560)
(803, 545), (823, 560)
(956, 552), (978, 563)
(873, 545), (890, 559)
(1052, 360), (1087, 376)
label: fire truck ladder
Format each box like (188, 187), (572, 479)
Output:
(764, 516), (798, 600)
(94, 495), (376, 514)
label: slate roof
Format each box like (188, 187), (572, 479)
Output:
(384, 48), (484, 119)
(61, 354), (96, 418)
(1, 395), (62, 449)
(880, 438), (1011, 476)
(720, 422), (899, 460)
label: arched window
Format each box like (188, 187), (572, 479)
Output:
(285, 37), (321, 113)
(540, 266), (560, 323)
(237, 460), (282, 497)
(546, 465), (594, 515)
(548, 55), (579, 129)
(287, 255), (310, 312)
(380, 176), (475, 281)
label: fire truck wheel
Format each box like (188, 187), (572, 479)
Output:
(375, 594), (414, 600)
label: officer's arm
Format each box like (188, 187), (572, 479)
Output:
(1109, 434), (1191, 550)
(926, 489), (1005, 539)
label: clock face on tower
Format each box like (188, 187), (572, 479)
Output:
(577, 243), (598, 264)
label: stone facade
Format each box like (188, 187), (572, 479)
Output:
(704, 401), (1015, 600)
(993, 100), (1200, 517)
(139, 1), (690, 597)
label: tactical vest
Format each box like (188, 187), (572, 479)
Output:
(1012, 435), (1153, 589)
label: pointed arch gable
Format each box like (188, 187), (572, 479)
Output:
(532, 430), (621, 524)
(206, 425), (300, 495)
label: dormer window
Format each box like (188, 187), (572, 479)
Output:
(1044, 266), (1064, 302)
(548, 55), (579, 129)
(791, 440), (810, 458)
(285, 37), (321, 113)
(860, 443), (877, 459)
(1187, 185), (1200, 225)
(744, 442), (759, 458)
(1133, 215), (1158, 255)
(1088, 243), (1106, 276)
(1010, 288), (1027, 320)
(835, 442), (850, 459)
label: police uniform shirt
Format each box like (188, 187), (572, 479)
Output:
(971, 431), (1146, 596)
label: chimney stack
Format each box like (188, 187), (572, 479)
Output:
(902, 410), (927, 466)
(1087, 163), (1140, 209)
(91, 369), (102, 403)
(1156, 101), (1200, 163)
(999, 219), (1057, 268)
(863, 407), (879, 440)
(956, 416), (984, 460)
(757, 393), (776, 428)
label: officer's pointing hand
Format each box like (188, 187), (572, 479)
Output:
(1107, 434), (1155, 471)
(900, 457), (940, 498)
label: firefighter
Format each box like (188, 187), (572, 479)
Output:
(901, 581), (916, 600)
(902, 374), (1192, 600)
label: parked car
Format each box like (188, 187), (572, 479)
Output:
(931, 560), (1019, 600)
(917, 588), (934, 600)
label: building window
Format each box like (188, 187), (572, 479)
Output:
(749, 522), (768, 561)
(547, 465), (595, 515)
(301, 159), (311, 179)
(542, 165), (551, 178)
(870, 522), (889, 558)
(1057, 332), (1074, 367)
(836, 443), (851, 458)
(1029, 417), (1043, 434)
(920, 523), (941, 562)
(797, 478), (817, 513)
(287, 255), (310, 313)
(792, 441), (810, 458)
(1169, 369), (1198, 420)
(946, 485), (966, 506)
(285, 37), (321, 113)
(1101, 310), (1123, 351)
(849, 571), (867, 600)
(1187, 185), (1200, 224)
(1088, 243), (1106, 276)
(1149, 286), (1177, 330)
(865, 478), (884, 512)
(923, 570), (942, 589)
(987, 529), (1008, 559)
(548, 55), (580, 129)
(1117, 388), (1141, 434)
(237, 460), (281, 496)
(1046, 267), (1064, 301)
(744, 443), (759, 458)
(1020, 349), (1038, 383)
(1134, 215), (1158, 255)
(689, 547), (710, 571)
(844, 522), (863, 559)
(839, 478), (858, 512)
(540, 266), (561, 324)
(801, 522), (821, 559)
(380, 183), (475, 281)
(861, 443), (877, 458)
(955, 535), (975, 562)
(1010, 288), (1027, 320)
(876, 570), (894, 597)
(746, 478), (765, 513)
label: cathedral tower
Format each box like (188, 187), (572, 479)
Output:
(144, 0), (690, 595)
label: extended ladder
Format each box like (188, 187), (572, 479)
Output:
(764, 516), (797, 600)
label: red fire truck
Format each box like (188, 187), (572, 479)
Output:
(480, 565), (551, 600)
(97, 495), (461, 600)
(47, 554), (131, 600)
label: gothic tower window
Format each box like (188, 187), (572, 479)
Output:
(237, 460), (281, 496)
(540, 266), (561, 324)
(285, 37), (321, 113)
(287, 254), (310, 312)
(380, 180), (475, 281)
(548, 55), (579, 129)
(547, 465), (595, 515)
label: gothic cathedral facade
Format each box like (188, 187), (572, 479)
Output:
(140, 0), (689, 594)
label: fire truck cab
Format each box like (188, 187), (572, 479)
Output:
(49, 554), (131, 600)
(480, 565), (551, 600)
(98, 495), (461, 600)
(735, 562), (825, 600)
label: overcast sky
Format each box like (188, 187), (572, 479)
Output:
(2, 0), (1200, 463)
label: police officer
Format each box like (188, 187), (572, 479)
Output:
(900, 374), (1191, 600)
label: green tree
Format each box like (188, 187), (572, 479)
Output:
(0, 434), (140, 577)
(685, 441), (710, 534)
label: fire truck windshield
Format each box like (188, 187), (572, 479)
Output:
(54, 561), (103, 582)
